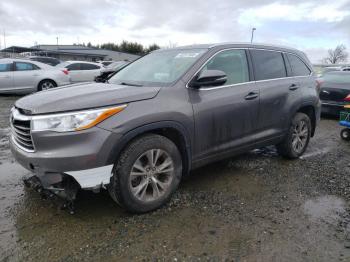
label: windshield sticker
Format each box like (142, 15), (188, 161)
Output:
(175, 53), (201, 58)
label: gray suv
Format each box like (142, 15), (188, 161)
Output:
(10, 43), (321, 213)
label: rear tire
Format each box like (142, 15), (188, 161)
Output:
(276, 112), (311, 159)
(108, 134), (182, 213)
(38, 80), (56, 91)
(341, 128), (350, 141)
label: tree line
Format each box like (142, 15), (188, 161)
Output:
(74, 40), (160, 55)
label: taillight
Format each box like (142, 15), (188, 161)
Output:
(62, 69), (69, 75)
(315, 79), (323, 94)
(345, 94), (350, 101)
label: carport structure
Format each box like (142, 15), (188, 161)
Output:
(0, 46), (43, 58)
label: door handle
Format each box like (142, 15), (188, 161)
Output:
(0, 75), (10, 79)
(32, 74), (40, 77)
(245, 92), (259, 100)
(289, 84), (299, 91)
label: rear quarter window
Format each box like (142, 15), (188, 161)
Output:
(287, 54), (311, 76)
(251, 50), (287, 81)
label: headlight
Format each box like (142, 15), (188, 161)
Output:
(32, 105), (127, 132)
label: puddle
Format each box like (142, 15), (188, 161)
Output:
(304, 195), (346, 224)
(0, 161), (29, 258)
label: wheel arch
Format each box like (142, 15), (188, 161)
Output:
(107, 121), (192, 176)
(296, 104), (316, 137)
(37, 79), (57, 90)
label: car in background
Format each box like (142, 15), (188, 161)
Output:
(29, 56), (61, 66)
(98, 61), (115, 67)
(0, 58), (71, 94)
(95, 61), (130, 83)
(319, 71), (350, 116)
(56, 61), (102, 83)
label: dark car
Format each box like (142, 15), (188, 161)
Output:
(10, 43), (320, 213)
(319, 71), (350, 116)
(95, 61), (130, 83)
(29, 56), (61, 66)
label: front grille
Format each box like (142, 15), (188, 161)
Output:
(10, 109), (35, 152)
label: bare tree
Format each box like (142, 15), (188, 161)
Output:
(323, 44), (348, 64)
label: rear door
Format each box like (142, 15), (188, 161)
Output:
(13, 62), (41, 91)
(250, 49), (300, 140)
(80, 63), (102, 81)
(0, 62), (14, 91)
(190, 49), (260, 161)
(66, 63), (83, 82)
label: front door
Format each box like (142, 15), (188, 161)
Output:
(0, 62), (13, 91)
(189, 49), (259, 161)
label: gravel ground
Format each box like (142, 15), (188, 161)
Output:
(1, 95), (350, 261)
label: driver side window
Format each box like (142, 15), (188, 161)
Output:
(200, 49), (249, 86)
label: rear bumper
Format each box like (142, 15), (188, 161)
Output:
(321, 101), (344, 116)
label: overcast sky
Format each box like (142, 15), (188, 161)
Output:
(1, 0), (350, 62)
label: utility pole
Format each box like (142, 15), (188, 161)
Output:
(56, 36), (59, 50)
(250, 28), (256, 43)
(3, 29), (6, 49)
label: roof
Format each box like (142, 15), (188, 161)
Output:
(159, 42), (301, 52)
(0, 46), (42, 53)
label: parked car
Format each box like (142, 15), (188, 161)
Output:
(98, 61), (115, 67)
(319, 71), (350, 116)
(29, 56), (61, 66)
(56, 61), (102, 83)
(10, 43), (320, 213)
(0, 58), (71, 94)
(95, 61), (130, 83)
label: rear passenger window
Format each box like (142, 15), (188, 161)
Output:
(67, 63), (81, 71)
(251, 50), (287, 81)
(81, 64), (100, 70)
(15, 62), (39, 71)
(200, 49), (249, 86)
(287, 54), (311, 76)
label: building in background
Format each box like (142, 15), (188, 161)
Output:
(0, 45), (140, 62)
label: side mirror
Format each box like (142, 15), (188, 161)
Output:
(191, 70), (227, 88)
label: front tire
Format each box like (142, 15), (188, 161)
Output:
(276, 112), (311, 159)
(108, 134), (182, 213)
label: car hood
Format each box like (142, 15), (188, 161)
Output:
(15, 82), (161, 115)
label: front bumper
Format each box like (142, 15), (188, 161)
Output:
(10, 126), (122, 189)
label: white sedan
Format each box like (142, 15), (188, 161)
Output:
(56, 61), (102, 83)
(0, 58), (71, 94)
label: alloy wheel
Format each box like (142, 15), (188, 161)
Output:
(292, 120), (308, 154)
(129, 149), (174, 202)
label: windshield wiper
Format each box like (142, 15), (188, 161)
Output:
(120, 82), (143, 87)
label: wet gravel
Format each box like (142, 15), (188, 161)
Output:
(1, 95), (350, 261)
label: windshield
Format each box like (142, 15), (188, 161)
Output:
(109, 48), (207, 87)
(107, 61), (127, 69)
(323, 72), (350, 84)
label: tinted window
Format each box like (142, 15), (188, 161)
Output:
(67, 63), (81, 71)
(15, 62), (39, 71)
(251, 50), (287, 80)
(0, 63), (12, 72)
(200, 49), (249, 86)
(288, 54), (311, 76)
(81, 63), (100, 70)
